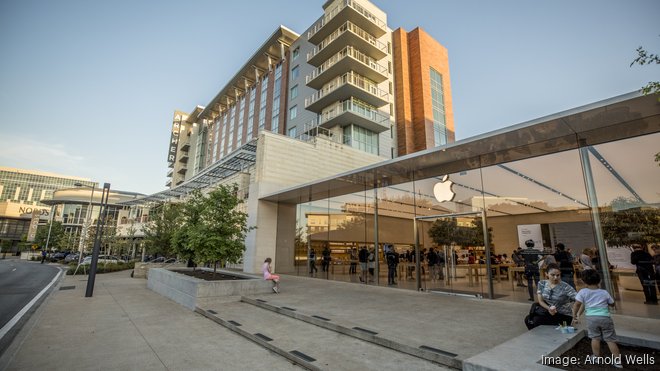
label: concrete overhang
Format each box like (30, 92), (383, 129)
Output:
(42, 188), (145, 206)
(197, 26), (299, 121)
(261, 91), (660, 204)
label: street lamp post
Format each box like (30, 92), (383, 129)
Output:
(86, 182), (111, 298)
(44, 204), (56, 252)
(75, 183), (96, 265)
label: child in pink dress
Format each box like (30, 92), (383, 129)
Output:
(262, 257), (280, 293)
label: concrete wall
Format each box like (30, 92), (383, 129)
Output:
(243, 131), (384, 273)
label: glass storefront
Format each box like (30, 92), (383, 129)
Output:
(280, 94), (660, 318)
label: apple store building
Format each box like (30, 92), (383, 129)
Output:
(262, 92), (659, 317)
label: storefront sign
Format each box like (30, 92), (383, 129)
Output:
(167, 116), (182, 165)
(517, 224), (543, 250)
(605, 245), (635, 269)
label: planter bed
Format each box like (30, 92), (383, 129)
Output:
(147, 267), (273, 310)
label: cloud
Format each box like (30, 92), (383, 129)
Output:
(0, 134), (91, 177)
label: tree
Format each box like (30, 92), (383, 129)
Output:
(631, 44), (660, 98)
(171, 192), (204, 267)
(600, 205), (659, 247)
(143, 202), (181, 259)
(33, 221), (65, 250)
(187, 184), (254, 275)
(427, 217), (491, 248)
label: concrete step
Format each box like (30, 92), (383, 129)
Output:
(197, 301), (453, 371)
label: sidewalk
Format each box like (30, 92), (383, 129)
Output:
(0, 270), (303, 371)
(1, 269), (658, 370)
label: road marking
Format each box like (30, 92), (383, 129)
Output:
(0, 268), (62, 340)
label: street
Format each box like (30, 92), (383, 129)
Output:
(0, 260), (60, 355)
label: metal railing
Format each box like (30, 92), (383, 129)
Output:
(296, 120), (351, 145)
(307, 21), (387, 62)
(305, 71), (389, 108)
(307, 0), (387, 41)
(318, 97), (389, 126)
(306, 46), (388, 85)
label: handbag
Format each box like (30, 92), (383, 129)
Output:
(529, 302), (549, 316)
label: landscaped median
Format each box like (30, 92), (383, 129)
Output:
(66, 261), (135, 275)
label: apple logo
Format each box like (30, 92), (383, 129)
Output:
(433, 175), (456, 203)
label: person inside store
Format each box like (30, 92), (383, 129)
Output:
(520, 240), (543, 301)
(358, 245), (369, 283)
(526, 263), (577, 329)
(321, 244), (331, 273)
(554, 243), (575, 288)
(512, 247), (526, 287)
(630, 244), (658, 305)
(308, 248), (318, 275)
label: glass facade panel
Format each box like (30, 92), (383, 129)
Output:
(430, 67), (447, 147)
(285, 130), (659, 316)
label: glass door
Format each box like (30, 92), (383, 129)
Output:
(415, 211), (494, 299)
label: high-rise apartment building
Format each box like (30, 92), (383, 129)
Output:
(135, 0), (456, 273)
(165, 0), (454, 188)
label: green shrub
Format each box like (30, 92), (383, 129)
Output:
(66, 261), (135, 275)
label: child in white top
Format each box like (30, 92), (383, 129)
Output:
(572, 269), (621, 368)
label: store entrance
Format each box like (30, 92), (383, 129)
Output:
(414, 211), (494, 299)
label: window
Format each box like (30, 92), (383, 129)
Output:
(292, 47), (300, 60)
(291, 65), (300, 80)
(272, 64), (282, 133)
(290, 85), (298, 99)
(289, 105), (298, 120)
(288, 126), (297, 138)
(258, 76), (269, 131)
(430, 67), (447, 146)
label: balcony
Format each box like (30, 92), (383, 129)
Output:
(165, 179), (172, 187)
(177, 167), (187, 175)
(180, 140), (190, 151)
(305, 71), (389, 112)
(307, 21), (387, 66)
(167, 168), (173, 178)
(307, 0), (387, 45)
(178, 152), (189, 163)
(305, 46), (388, 90)
(318, 98), (389, 134)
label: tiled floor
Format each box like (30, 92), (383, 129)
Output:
(296, 266), (660, 319)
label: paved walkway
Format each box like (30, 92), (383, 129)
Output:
(1, 269), (658, 371)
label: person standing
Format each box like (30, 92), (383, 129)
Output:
(349, 247), (358, 275)
(262, 257), (280, 294)
(308, 248), (318, 275)
(427, 248), (438, 281)
(653, 244), (660, 296)
(40, 249), (47, 264)
(520, 241), (542, 301)
(572, 269), (622, 368)
(358, 246), (369, 283)
(385, 245), (398, 285)
(554, 243), (575, 288)
(367, 248), (375, 282)
(630, 244), (658, 305)
(512, 247), (526, 287)
(580, 248), (595, 271)
(321, 245), (331, 273)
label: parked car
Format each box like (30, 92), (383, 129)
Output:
(50, 251), (70, 261)
(81, 255), (126, 265)
(64, 253), (83, 263)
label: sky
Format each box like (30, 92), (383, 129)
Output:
(1, 0), (658, 196)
